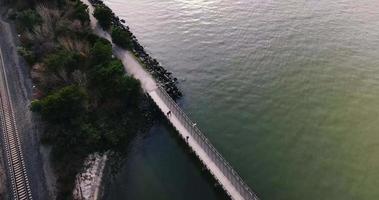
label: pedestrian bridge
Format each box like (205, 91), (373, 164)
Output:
(149, 86), (259, 200)
(83, 0), (260, 199)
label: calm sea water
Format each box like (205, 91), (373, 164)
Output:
(102, 0), (379, 199)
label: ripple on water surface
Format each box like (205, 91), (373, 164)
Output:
(103, 0), (379, 199)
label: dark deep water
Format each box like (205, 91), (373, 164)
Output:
(103, 0), (379, 199)
(104, 123), (229, 200)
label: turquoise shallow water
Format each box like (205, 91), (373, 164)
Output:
(103, 0), (379, 199)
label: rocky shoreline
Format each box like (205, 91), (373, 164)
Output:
(73, 153), (108, 200)
(89, 0), (182, 100)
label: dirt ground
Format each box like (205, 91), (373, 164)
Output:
(0, 151), (6, 200)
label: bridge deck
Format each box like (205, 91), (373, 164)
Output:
(149, 89), (245, 200)
(82, 1), (259, 199)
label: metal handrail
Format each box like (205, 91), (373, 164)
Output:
(155, 85), (259, 200)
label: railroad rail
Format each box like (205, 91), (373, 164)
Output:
(0, 48), (33, 200)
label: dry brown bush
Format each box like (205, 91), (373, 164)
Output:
(58, 36), (90, 57)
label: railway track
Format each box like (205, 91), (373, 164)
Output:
(0, 48), (32, 200)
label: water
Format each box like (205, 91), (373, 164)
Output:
(102, 0), (379, 199)
(104, 124), (228, 200)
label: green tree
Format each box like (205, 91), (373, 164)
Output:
(17, 46), (36, 65)
(80, 123), (101, 146)
(90, 40), (113, 65)
(89, 57), (140, 106)
(72, 1), (90, 24)
(90, 59), (124, 96)
(16, 9), (42, 31)
(93, 5), (113, 30)
(111, 27), (133, 50)
(114, 75), (141, 107)
(44, 50), (82, 73)
(31, 86), (87, 124)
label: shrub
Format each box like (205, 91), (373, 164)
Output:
(80, 123), (101, 146)
(90, 59), (124, 96)
(86, 33), (105, 45)
(72, 1), (90, 24)
(31, 85), (87, 124)
(90, 58), (138, 97)
(115, 75), (141, 107)
(93, 5), (113, 30)
(17, 46), (36, 65)
(44, 50), (82, 73)
(90, 40), (113, 65)
(111, 27), (133, 49)
(16, 9), (42, 31)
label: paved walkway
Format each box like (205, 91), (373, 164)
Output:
(149, 89), (245, 200)
(81, 1), (258, 199)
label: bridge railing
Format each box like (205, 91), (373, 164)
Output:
(155, 86), (259, 200)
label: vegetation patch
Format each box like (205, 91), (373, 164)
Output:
(8, 0), (153, 199)
(91, 0), (182, 99)
(111, 26), (133, 50)
(15, 9), (42, 31)
(93, 5), (113, 30)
